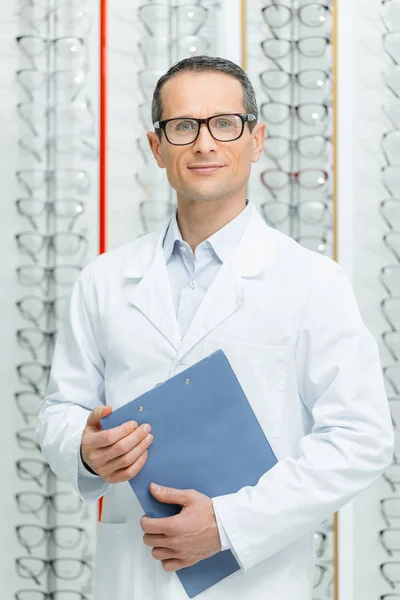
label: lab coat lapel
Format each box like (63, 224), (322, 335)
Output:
(122, 205), (278, 360)
(122, 222), (182, 352)
(176, 206), (278, 363)
(175, 259), (244, 362)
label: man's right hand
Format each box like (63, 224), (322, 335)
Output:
(80, 406), (153, 483)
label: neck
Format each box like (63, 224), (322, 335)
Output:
(175, 193), (247, 254)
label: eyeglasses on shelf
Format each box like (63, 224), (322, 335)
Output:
(261, 3), (331, 29)
(15, 491), (89, 518)
(263, 134), (332, 160)
(260, 35), (331, 59)
(15, 232), (88, 264)
(16, 328), (57, 361)
(260, 168), (329, 190)
(260, 102), (329, 127)
(16, 198), (85, 232)
(259, 68), (330, 92)
(17, 3), (93, 38)
(16, 68), (87, 103)
(15, 557), (92, 587)
(16, 295), (69, 327)
(16, 524), (90, 555)
(16, 458), (59, 488)
(15, 590), (91, 600)
(16, 427), (41, 453)
(17, 101), (95, 137)
(17, 264), (82, 289)
(138, 3), (208, 37)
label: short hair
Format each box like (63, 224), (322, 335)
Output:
(151, 55), (258, 132)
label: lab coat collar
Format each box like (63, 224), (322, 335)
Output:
(122, 201), (278, 280)
(121, 203), (279, 355)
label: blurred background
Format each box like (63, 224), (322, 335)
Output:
(0, 0), (398, 598)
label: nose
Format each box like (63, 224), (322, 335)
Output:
(192, 122), (218, 153)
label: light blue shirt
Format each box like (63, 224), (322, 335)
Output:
(163, 200), (252, 338)
(162, 199), (252, 564)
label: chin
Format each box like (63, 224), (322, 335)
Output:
(180, 183), (232, 202)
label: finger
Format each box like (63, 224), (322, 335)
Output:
(161, 559), (184, 572)
(94, 420), (142, 449)
(152, 547), (177, 560)
(141, 513), (179, 535)
(86, 405), (112, 431)
(106, 449), (149, 483)
(103, 429), (153, 470)
(142, 533), (168, 547)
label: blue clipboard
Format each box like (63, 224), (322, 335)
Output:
(100, 349), (278, 598)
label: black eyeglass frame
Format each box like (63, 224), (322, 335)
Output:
(153, 113), (257, 146)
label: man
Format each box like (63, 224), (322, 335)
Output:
(37, 56), (394, 600)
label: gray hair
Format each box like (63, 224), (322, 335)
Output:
(151, 55), (258, 132)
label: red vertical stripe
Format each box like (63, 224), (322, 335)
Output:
(98, 0), (107, 523)
(99, 0), (107, 256)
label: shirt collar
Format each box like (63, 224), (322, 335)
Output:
(163, 199), (252, 264)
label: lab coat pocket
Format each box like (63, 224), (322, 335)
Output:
(202, 339), (293, 438)
(94, 522), (132, 600)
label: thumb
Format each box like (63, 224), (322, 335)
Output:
(86, 405), (112, 430)
(150, 483), (193, 505)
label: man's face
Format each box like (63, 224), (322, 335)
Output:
(147, 71), (265, 203)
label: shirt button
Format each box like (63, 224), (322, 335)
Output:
(189, 281), (196, 289)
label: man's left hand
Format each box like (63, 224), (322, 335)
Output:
(140, 482), (222, 572)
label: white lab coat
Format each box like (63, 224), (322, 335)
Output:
(37, 204), (394, 600)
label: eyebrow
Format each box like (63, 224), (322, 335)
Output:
(163, 111), (246, 120)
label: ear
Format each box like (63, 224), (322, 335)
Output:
(251, 122), (266, 164)
(147, 132), (166, 168)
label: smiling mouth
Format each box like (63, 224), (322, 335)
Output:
(188, 165), (225, 174)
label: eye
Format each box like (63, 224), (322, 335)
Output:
(213, 117), (236, 129)
(217, 120), (230, 128)
(175, 120), (197, 132)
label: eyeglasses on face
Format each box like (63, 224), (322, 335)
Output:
(154, 113), (257, 145)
